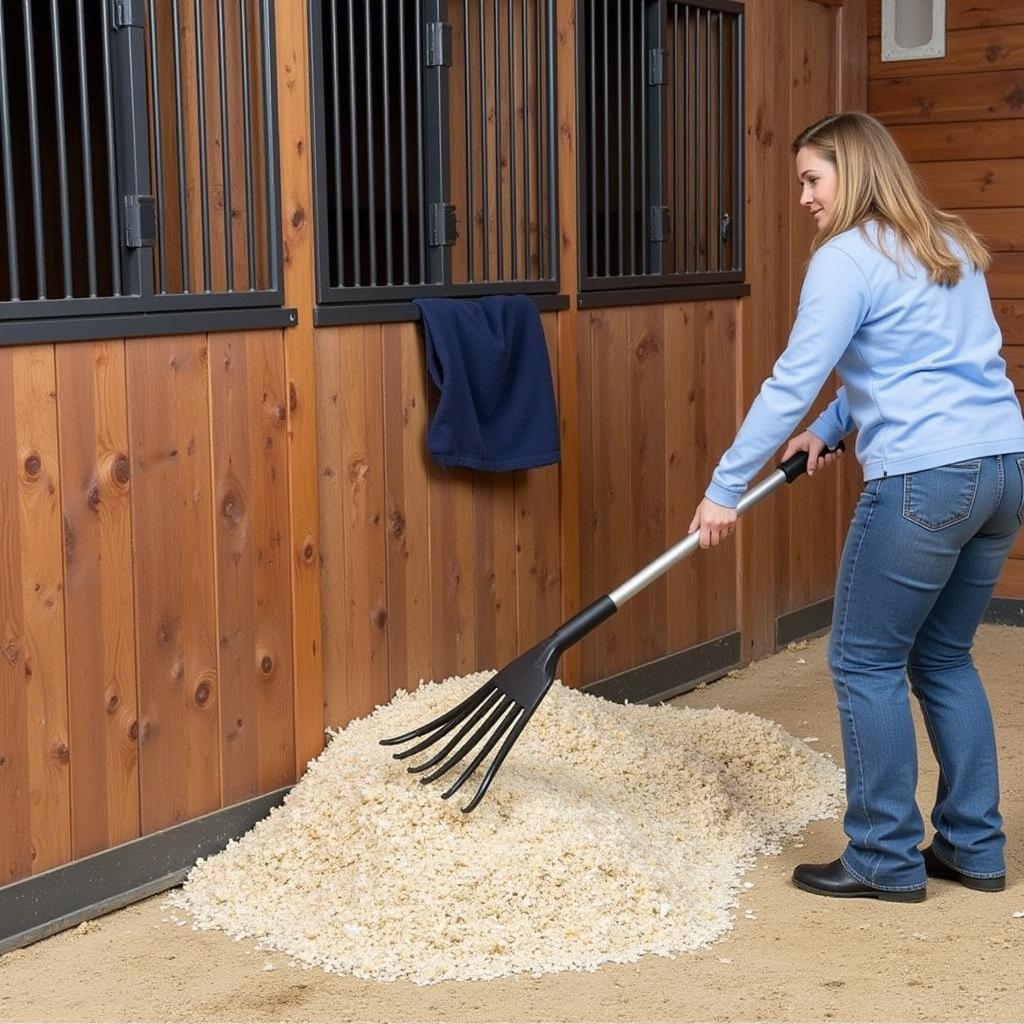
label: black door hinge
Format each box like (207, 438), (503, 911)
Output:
(123, 195), (157, 248)
(112, 0), (143, 29)
(425, 21), (452, 67)
(648, 48), (668, 86)
(649, 206), (671, 243)
(428, 203), (458, 247)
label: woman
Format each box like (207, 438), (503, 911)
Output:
(689, 112), (1024, 902)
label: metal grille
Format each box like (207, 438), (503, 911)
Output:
(578, 0), (744, 297)
(0, 0), (285, 332)
(310, 0), (559, 312)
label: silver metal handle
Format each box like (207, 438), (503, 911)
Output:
(607, 468), (789, 609)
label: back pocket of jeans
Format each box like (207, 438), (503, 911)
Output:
(902, 461), (981, 531)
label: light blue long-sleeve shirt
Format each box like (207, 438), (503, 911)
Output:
(706, 220), (1024, 508)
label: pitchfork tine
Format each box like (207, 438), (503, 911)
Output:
(392, 686), (501, 762)
(406, 688), (503, 773)
(379, 682), (493, 746)
(418, 695), (512, 785)
(441, 704), (523, 802)
(459, 708), (533, 813)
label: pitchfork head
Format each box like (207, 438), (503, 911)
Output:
(379, 637), (561, 813)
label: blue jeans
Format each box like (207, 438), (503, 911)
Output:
(829, 453), (1023, 891)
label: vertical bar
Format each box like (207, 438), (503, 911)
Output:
(381, 0), (393, 285)
(645, 0), (663, 276)
(347, 0), (361, 285)
(521, 0), (529, 279)
(602, 1), (609, 278)
(478, 0), (488, 280)
(238, 0), (256, 290)
(508, 0), (517, 279)
(401, 3), (411, 284)
(23, 0), (47, 297)
(462, 0), (471, 281)
(423, 0), (451, 285)
(536, 0), (543, 279)
(588, 4), (596, 277)
(416, 0), (425, 279)
(628, 0), (635, 277)
(216, 0), (234, 290)
(673, 4), (679, 274)
(616, 0), (623, 278)
(49, 0), (73, 297)
(329, 0), (344, 287)
(705, 4), (710, 274)
(684, 4), (690, 273)
(0, 3), (17, 299)
(194, 0), (213, 290)
(691, 7), (698, 274)
(639, 2), (646, 275)
(147, 0), (168, 293)
(546, 0), (557, 282)
(735, 9), (744, 273)
(259, 0), (282, 292)
(364, 3), (377, 285)
(717, 10), (723, 273)
(172, 0), (190, 291)
(493, 0), (503, 280)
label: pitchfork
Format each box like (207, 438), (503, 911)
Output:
(381, 444), (844, 812)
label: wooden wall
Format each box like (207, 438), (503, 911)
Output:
(868, 0), (1024, 596)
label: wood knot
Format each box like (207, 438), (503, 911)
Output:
(221, 490), (245, 526)
(291, 205), (305, 230)
(24, 453), (41, 478)
(194, 681), (211, 706)
(276, 404), (287, 421)
(0, 755), (6, 767)
(128, 720), (140, 741)
(259, 654), (274, 675)
(113, 455), (130, 485)
(389, 510), (406, 540)
(4, 641), (20, 665)
(87, 482), (101, 511)
(53, 742), (70, 765)
(372, 607), (387, 629)
(289, 382), (298, 411)
(106, 691), (120, 713)
(302, 537), (315, 564)
(347, 457), (369, 483)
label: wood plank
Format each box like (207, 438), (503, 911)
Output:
(56, 342), (140, 861)
(987, 252), (1024, 297)
(577, 314), (597, 684)
(1003, 344), (1024, 390)
(950, 208), (1024, 251)
(889, 119), (1024, 162)
(995, 301), (1024, 343)
(839, 0), (869, 110)
(869, 70), (1024, 125)
(127, 336), (220, 834)
(381, 323), (433, 696)
(0, 347), (71, 881)
(869, 24), (1024, 78)
(588, 308), (634, 678)
(870, 1), (1024, 37)
(339, 327), (390, 720)
(915, 159), (1024, 210)
(514, 314), (562, 654)
(994, 555), (1024, 599)
(208, 332), (295, 805)
(473, 471), (518, 674)
(275, 0), (324, 774)
(627, 305), (668, 667)
(556, 0), (581, 686)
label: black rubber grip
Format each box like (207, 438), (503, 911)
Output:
(779, 439), (846, 483)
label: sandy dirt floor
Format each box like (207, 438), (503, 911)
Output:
(1, 625), (1022, 1024)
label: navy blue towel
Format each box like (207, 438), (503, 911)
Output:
(413, 295), (561, 472)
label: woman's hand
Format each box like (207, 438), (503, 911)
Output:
(688, 497), (737, 548)
(781, 430), (843, 476)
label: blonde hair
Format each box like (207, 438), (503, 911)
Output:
(791, 112), (989, 286)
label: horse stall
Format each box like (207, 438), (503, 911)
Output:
(1, 1), (1022, 1021)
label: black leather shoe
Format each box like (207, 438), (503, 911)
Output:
(922, 845), (1005, 892)
(792, 859), (926, 902)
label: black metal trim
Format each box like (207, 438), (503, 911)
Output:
(0, 787), (291, 956)
(583, 631), (741, 705)
(775, 597), (833, 650)
(577, 282), (749, 308)
(984, 597), (1024, 627)
(314, 293), (571, 327)
(675, 0), (745, 16)
(0, 307), (299, 346)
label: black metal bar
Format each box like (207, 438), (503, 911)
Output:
(521, 0), (529, 279)
(401, 3), (411, 284)
(639, 1), (646, 276)
(347, 0), (360, 285)
(602, 1), (609, 278)
(172, 0), (190, 292)
(508, 0), (516, 279)
(313, 290), (566, 327)
(673, 4), (679, 274)
(629, 0), (636, 277)
(0, 4), (18, 300)
(735, 8), (744, 273)
(536, 0), (544, 280)
(416, 0), (425, 279)
(616, 0), (623, 278)
(645, 0), (663, 276)
(216, 0), (234, 290)
(49, 0), (73, 297)
(423, 0), (451, 285)
(588, 4), (596, 277)
(194, 0), (213, 290)
(717, 10), (723, 273)
(478, 0), (488, 280)
(493, 0), (503, 280)
(239, 0), (256, 290)
(329, 0), (343, 287)
(148, 0), (168, 294)
(23, 0), (46, 298)
(545, 0), (557, 282)
(705, 3), (711, 274)
(100, 1), (122, 295)
(691, 6), (698, 275)
(364, 3), (377, 285)
(576, 280), (749, 310)
(683, 4), (690, 273)
(259, 0), (282, 294)
(381, 0), (393, 286)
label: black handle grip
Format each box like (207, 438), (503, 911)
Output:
(779, 440), (846, 483)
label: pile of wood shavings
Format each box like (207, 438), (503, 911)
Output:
(166, 673), (843, 984)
